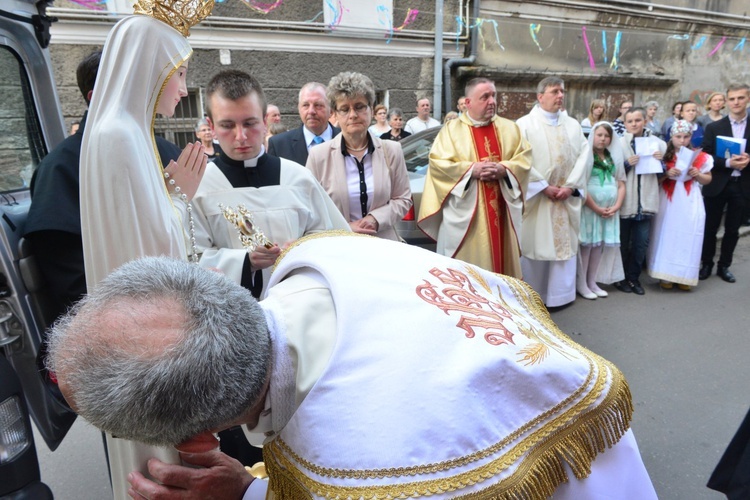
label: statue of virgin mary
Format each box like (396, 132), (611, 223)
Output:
(78, 0), (212, 496)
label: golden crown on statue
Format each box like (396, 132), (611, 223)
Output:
(133, 0), (214, 37)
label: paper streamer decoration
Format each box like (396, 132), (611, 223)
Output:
(582, 26), (596, 70)
(529, 23), (543, 51)
(609, 31), (621, 69)
(325, 0), (347, 29)
(668, 34), (690, 40)
(488, 19), (504, 50)
(735, 37), (746, 52)
(241, 0), (283, 14)
(395, 8), (418, 31)
(602, 30), (608, 64)
(68, 0), (105, 10)
(707, 36), (727, 57)
(377, 5), (394, 43)
(455, 16), (503, 51)
(692, 35), (706, 50)
(375, 7), (417, 44)
(481, 19), (504, 51)
(306, 10), (324, 22)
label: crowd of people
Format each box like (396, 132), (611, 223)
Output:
(416, 80), (749, 308)
(573, 90), (748, 300)
(28, 2), (750, 498)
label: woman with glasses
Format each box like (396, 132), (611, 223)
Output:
(306, 72), (412, 240)
(195, 118), (221, 161)
(368, 104), (391, 137)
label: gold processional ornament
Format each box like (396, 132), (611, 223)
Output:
(219, 204), (274, 253)
(133, 0), (214, 37)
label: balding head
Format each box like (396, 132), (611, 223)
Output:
(46, 257), (272, 447)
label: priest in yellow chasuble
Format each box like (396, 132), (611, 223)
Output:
(418, 78), (530, 278)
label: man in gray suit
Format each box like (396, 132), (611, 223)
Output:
(268, 82), (340, 165)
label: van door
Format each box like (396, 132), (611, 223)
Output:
(0, 0), (76, 451)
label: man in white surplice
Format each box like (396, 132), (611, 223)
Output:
(516, 77), (589, 307)
(49, 236), (657, 500)
(191, 70), (349, 299)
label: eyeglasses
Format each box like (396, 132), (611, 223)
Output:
(336, 103), (369, 116)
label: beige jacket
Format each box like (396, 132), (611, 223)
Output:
(620, 133), (666, 218)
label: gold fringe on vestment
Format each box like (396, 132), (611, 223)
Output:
(262, 376), (633, 500)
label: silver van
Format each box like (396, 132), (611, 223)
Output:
(0, 0), (72, 496)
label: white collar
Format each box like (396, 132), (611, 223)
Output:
(466, 114), (491, 127)
(539, 108), (560, 125)
(243, 146), (266, 168)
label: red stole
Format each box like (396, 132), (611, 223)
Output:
(663, 152), (708, 201)
(470, 124), (504, 274)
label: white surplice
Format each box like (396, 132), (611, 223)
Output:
(240, 233), (655, 499)
(190, 156), (349, 296)
(516, 107), (589, 306)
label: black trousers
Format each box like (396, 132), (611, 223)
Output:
(702, 179), (746, 269)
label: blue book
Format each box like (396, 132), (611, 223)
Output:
(716, 135), (746, 160)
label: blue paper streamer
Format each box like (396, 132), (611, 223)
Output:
(692, 35), (707, 50)
(602, 30), (608, 64)
(610, 31), (621, 69)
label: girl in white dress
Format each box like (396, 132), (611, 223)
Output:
(647, 119), (713, 290)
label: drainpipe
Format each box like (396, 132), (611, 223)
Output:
(433, 0), (444, 119)
(443, 0), (479, 114)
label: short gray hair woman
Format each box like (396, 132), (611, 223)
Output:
(643, 100), (662, 138)
(306, 72), (412, 240)
(195, 117), (220, 160)
(380, 107), (411, 142)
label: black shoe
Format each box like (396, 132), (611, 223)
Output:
(717, 267), (736, 283)
(630, 280), (645, 295)
(614, 280), (632, 293)
(699, 263), (712, 280)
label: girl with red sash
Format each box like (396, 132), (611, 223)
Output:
(647, 120), (713, 289)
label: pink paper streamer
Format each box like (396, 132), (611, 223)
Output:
(707, 36), (727, 57)
(68, 0), (105, 10)
(394, 9), (419, 31)
(242, 0), (283, 14)
(582, 26), (596, 70)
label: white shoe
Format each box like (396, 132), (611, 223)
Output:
(590, 285), (608, 298)
(577, 288), (597, 300)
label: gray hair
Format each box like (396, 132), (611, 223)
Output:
(644, 101), (659, 109)
(387, 107), (403, 120)
(536, 76), (565, 94)
(46, 257), (271, 447)
(299, 82), (327, 103)
(327, 72), (376, 110)
(195, 118), (210, 132)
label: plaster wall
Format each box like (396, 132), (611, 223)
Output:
(461, 0), (750, 124)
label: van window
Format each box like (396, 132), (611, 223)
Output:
(0, 46), (46, 192)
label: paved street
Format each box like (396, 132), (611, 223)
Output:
(36, 236), (750, 499)
(551, 234), (750, 500)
